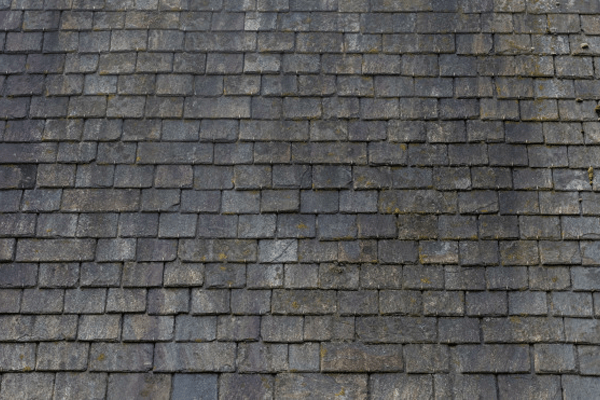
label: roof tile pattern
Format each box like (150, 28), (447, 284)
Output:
(1, 0), (600, 397)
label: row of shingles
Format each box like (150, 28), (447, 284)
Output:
(2, 41), (597, 77)
(4, 8), (600, 43)
(2, 244), (598, 290)
(1, 242), (599, 291)
(3, 134), (600, 196)
(0, 258), (596, 292)
(4, 15), (598, 50)
(4, 120), (600, 156)
(0, 0), (519, 13)
(2, 84), (599, 122)
(5, 202), (600, 239)
(6, 119), (600, 143)
(2, 89), (599, 123)
(5, 158), (600, 191)
(2, 234), (596, 267)
(2, 0), (600, 37)
(3, 372), (600, 400)
(10, 2), (597, 33)
(6, 0), (600, 14)
(2, 279), (600, 318)
(3, 93), (600, 122)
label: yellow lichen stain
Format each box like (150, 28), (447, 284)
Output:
(194, 339), (203, 343)
(335, 388), (346, 397)
(19, 354), (24, 360)
(219, 265), (227, 271)
(260, 375), (273, 389)
(297, 223), (308, 230)
(421, 277), (431, 284)
(97, 353), (105, 361)
(320, 347), (327, 358)
(551, 276), (558, 283)
(588, 167), (594, 185)
(291, 301), (299, 309)
(218, 253), (227, 260)
(509, 316), (521, 324)
(136, 156), (141, 162)
(400, 144), (407, 151)
(22, 366), (32, 372)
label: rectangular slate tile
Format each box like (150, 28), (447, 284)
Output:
(179, 239), (257, 262)
(36, 342), (88, 371)
(89, 343), (153, 372)
(184, 97), (251, 118)
(16, 239), (95, 262)
(357, 316), (437, 343)
(321, 343), (403, 372)
(137, 143), (213, 164)
(154, 343), (236, 372)
(62, 189), (140, 212)
(0, 143), (57, 163)
(371, 374), (433, 400)
(455, 344), (530, 373)
(275, 374), (367, 399)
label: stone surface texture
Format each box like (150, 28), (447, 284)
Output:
(0, 0), (599, 397)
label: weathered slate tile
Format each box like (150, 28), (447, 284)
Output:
(154, 343), (236, 372)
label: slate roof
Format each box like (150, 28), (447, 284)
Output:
(1, 0), (600, 398)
